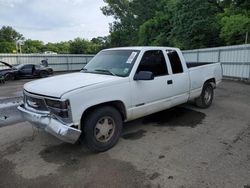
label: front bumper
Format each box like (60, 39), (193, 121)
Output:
(18, 104), (81, 144)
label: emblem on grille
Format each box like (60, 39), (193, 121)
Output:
(27, 100), (39, 108)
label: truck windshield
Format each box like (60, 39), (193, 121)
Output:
(82, 50), (140, 77)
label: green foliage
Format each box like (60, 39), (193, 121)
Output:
(91, 36), (110, 52)
(1, 0), (250, 54)
(0, 41), (15, 53)
(220, 14), (250, 45)
(172, 0), (222, 49)
(103, 0), (250, 49)
(68, 37), (106, 54)
(0, 26), (24, 53)
(102, 0), (161, 46)
(53, 42), (70, 54)
(22, 39), (44, 53)
(138, 12), (171, 46)
(0, 26), (23, 42)
(69, 38), (91, 54)
(0, 26), (109, 54)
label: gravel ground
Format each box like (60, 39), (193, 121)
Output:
(0, 79), (249, 188)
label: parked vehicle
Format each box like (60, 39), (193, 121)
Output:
(0, 61), (53, 81)
(18, 47), (222, 152)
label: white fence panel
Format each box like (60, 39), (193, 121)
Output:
(183, 44), (250, 80)
(1, 45), (250, 80)
(0, 54), (95, 71)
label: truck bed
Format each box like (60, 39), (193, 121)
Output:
(186, 62), (213, 68)
(187, 62), (222, 100)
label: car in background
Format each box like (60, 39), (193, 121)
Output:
(43, 51), (57, 55)
(0, 61), (53, 81)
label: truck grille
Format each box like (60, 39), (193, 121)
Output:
(24, 93), (48, 111)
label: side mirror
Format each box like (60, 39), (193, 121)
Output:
(134, 71), (154, 81)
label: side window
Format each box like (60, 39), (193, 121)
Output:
(166, 50), (183, 74)
(35, 65), (41, 69)
(22, 64), (33, 70)
(137, 50), (168, 77)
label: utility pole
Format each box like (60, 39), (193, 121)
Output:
(245, 31), (249, 44)
(16, 40), (24, 54)
(19, 43), (22, 54)
(16, 42), (18, 54)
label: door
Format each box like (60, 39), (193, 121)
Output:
(131, 50), (174, 119)
(19, 64), (34, 77)
(165, 50), (190, 105)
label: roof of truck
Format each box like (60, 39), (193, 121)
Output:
(103, 46), (180, 51)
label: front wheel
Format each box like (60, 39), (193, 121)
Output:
(4, 73), (15, 81)
(82, 106), (122, 152)
(195, 83), (214, 108)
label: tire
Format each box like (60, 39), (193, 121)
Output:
(40, 71), (49, 78)
(0, 78), (4, 84)
(4, 73), (15, 81)
(195, 83), (214, 108)
(82, 106), (122, 152)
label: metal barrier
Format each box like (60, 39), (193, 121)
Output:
(0, 54), (95, 71)
(1, 44), (250, 80)
(183, 44), (250, 80)
(221, 62), (250, 80)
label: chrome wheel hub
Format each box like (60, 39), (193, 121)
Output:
(204, 88), (212, 104)
(94, 116), (115, 142)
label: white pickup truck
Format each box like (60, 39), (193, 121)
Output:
(18, 47), (222, 152)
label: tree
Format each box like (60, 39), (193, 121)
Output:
(22, 39), (44, 53)
(69, 38), (91, 54)
(0, 26), (24, 53)
(102, 0), (162, 46)
(0, 26), (24, 42)
(138, 11), (171, 46)
(220, 14), (250, 45)
(91, 36), (110, 52)
(55, 42), (70, 54)
(0, 42), (15, 53)
(171, 0), (222, 49)
(45, 42), (59, 53)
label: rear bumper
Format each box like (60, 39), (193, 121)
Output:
(17, 104), (81, 144)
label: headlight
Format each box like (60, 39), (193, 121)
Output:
(45, 99), (69, 109)
(45, 99), (70, 118)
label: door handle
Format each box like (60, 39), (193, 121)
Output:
(167, 80), (173, 85)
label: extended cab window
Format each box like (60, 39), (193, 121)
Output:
(136, 50), (168, 77)
(166, 50), (183, 74)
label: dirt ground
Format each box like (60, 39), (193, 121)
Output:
(0, 79), (249, 188)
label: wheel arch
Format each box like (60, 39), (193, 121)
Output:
(80, 100), (127, 130)
(204, 78), (216, 88)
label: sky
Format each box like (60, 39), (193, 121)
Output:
(0, 0), (113, 43)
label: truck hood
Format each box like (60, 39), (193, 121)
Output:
(24, 72), (122, 98)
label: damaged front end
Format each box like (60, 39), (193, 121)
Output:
(18, 91), (81, 143)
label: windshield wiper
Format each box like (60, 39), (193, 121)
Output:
(94, 69), (117, 76)
(81, 68), (91, 73)
(81, 68), (88, 71)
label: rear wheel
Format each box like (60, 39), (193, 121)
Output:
(195, 83), (214, 108)
(81, 106), (122, 152)
(40, 71), (49, 78)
